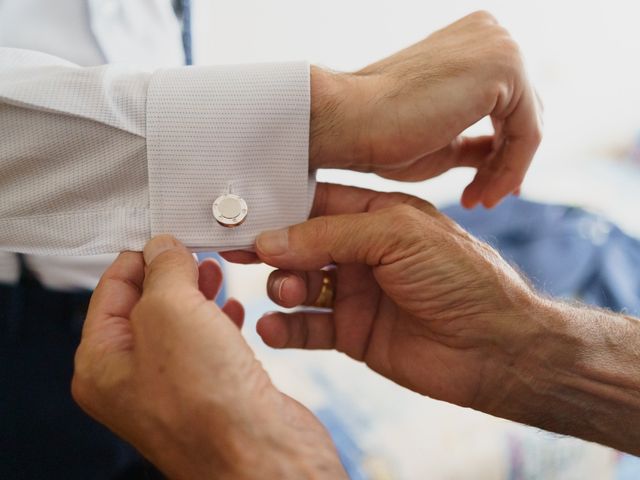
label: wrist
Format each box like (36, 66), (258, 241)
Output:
(484, 296), (640, 453)
(469, 290), (550, 415)
(229, 392), (346, 480)
(148, 390), (345, 480)
(309, 66), (371, 171)
(477, 295), (572, 419)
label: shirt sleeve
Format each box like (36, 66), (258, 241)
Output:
(0, 47), (315, 255)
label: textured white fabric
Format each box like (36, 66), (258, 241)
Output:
(22, 253), (120, 291)
(0, 0), (186, 289)
(0, 251), (19, 284)
(148, 63), (313, 250)
(0, 47), (313, 255)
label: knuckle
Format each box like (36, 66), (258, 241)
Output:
(384, 204), (426, 241)
(71, 340), (123, 410)
(501, 37), (522, 60)
(71, 349), (91, 406)
(532, 125), (543, 145)
(375, 205), (428, 263)
(70, 374), (88, 407)
(387, 203), (423, 224)
(134, 287), (206, 327)
(155, 248), (189, 270)
(470, 10), (498, 24)
(492, 36), (521, 67)
(389, 192), (437, 214)
(409, 197), (438, 216)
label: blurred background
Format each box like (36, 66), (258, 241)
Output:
(190, 1), (640, 479)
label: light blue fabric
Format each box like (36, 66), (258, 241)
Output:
(444, 197), (640, 316)
(616, 454), (640, 480)
(180, 0), (193, 66)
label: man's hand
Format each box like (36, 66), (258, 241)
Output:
(72, 235), (345, 480)
(310, 11), (542, 208)
(255, 184), (536, 409)
(255, 184), (640, 455)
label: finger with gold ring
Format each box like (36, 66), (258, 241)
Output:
(311, 269), (336, 309)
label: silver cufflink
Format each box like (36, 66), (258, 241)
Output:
(212, 193), (248, 228)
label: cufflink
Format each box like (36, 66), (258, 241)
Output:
(212, 194), (248, 228)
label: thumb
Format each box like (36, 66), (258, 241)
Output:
(142, 234), (198, 293)
(255, 205), (420, 270)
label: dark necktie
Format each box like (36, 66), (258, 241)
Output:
(173, 0), (193, 65)
(181, 0), (193, 65)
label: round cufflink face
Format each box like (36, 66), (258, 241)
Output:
(212, 194), (248, 228)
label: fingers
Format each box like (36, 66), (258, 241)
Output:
(256, 202), (440, 272)
(257, 311), (335, 350)
(142, 234), (199, 294)
(463, 86), (542, 209)
(256, 207), (403, 271)
(481, 127), (539, 208)
(228, 185), (441, 267)
(449, 135), (495, 168)
(400, 135), (495, 181)
(84, 251), (144, 334)
(461, 160), (495, 208)
(198, 257), (244, 327)
(267, 269), (331, 308)
(222, 298), (245, 329)
(311, 183), (440, 219)
(219, 250), (260, 265)
(198, 258), (224, 301)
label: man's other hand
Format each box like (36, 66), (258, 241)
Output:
(255, 184), (538, 412)
(255, 184), (640, 456)
(310, 11), (543, 208)
(72, 235), (344, 480)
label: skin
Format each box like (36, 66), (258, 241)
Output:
(309, 10), (542, 209)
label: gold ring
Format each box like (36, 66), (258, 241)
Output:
(312, 270), (335, 309)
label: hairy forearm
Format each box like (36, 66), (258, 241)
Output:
(493, 297), (640, 454)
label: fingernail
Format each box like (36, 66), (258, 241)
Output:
(256, 228), (289, 256)
(274, 277), (288, 301)
(144, 235), (178, 265)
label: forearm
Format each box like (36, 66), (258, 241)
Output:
(493, 296), (640, 454)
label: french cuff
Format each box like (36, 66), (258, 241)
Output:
(146, 62), (314, 251)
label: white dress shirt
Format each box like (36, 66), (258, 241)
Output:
(0, 0), (314, 290)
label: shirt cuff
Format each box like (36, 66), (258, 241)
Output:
(146, 62), (313, 251)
